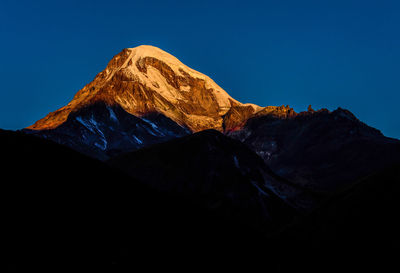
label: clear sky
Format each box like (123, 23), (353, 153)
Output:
(0, 0), (399, 138)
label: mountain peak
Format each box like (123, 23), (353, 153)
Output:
(28, 45), (242, 132)
(28, 45), (301, 135)
(126, 45), (186, 66)
(124, 45), (220, 82)
(108, 45), (190, 73)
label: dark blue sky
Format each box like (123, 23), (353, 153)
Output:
(1, 0), (399, 138)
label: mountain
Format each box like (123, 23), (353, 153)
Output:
(24, 44), (400, 202)
(228, 107), (400, 191)
(24, 45), (292, 158)
(6, 45), (400, 272)
(27, 45), (238, 132)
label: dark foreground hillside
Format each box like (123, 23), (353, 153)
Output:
(2, 129), (400, 272)
(1, 129), (278, 272)
(275, 163), (400, 272)
(108, 129), (297, 234)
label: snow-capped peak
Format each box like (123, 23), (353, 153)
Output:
(27, 45), (293, 132)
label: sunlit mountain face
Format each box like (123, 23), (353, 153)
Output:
(24, 46), (296, 156)
(4, 45), (400, 272)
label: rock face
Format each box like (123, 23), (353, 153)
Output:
(223, 104), (296, 132)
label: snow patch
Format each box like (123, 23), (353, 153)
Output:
(76, 117), (95, 133)
(142, 118), (165, 136)
(76, 116), (107, 150)
(108, 107), (118, 122)
(142, 118), (158, 128)
(251, 181), (270, 197)
(233, 156), (240, 169)
(133, 135), (143, 144)
(94, 141), (107, 150)
(124, 45), (238, 113)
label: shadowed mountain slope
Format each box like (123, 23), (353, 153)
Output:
(25, 102), (189, 159)
(108, 130), (298, 233)
(2, 129), (290, 272)
(229, 107), (400, 191)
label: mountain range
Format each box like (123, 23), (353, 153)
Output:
(5, 45), (400, 272)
